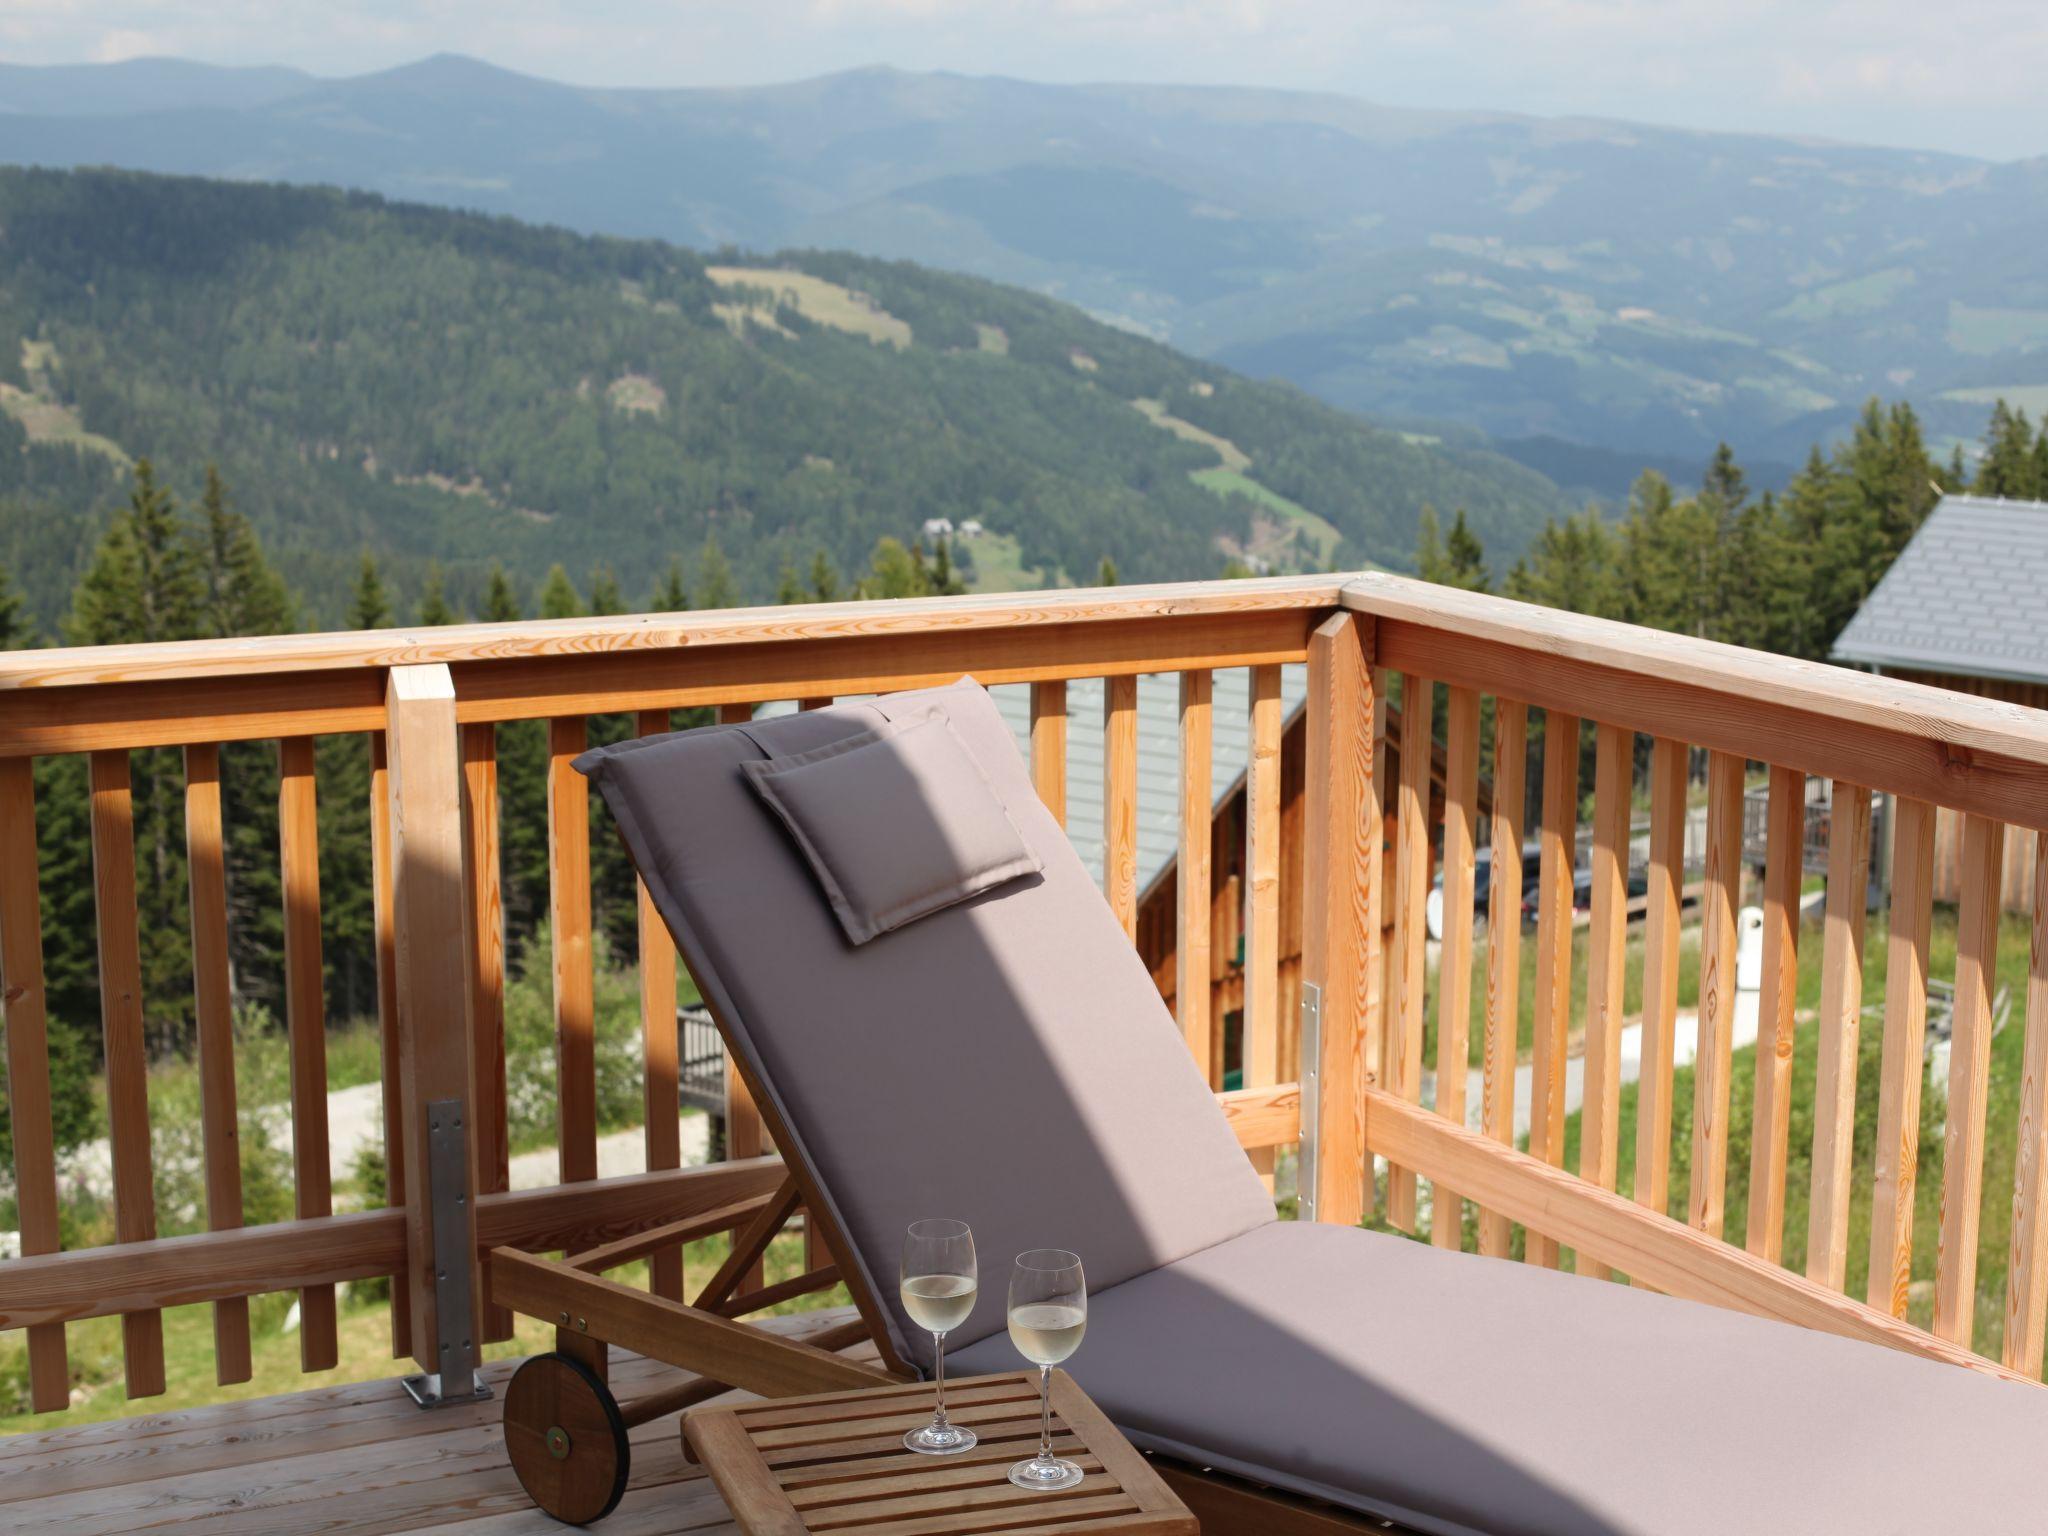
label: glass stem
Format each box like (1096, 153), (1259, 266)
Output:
(931, 1331), (949, 1430)
(1039, 1364), (1053, 1461)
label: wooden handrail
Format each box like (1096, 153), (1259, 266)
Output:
(0, 576), (1345, 692)
(1341, 573), (2048, 828)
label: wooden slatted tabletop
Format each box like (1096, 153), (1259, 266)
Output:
(683, 1369), (1196, 1535)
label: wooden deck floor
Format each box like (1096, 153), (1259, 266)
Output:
(0, 1312), (864, 1535)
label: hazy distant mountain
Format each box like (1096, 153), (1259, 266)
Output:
(4, 55), (2044, 464)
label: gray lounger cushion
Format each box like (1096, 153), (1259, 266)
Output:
(954, 1219), (2048, 1536)
(741, 708), (1041, 945)
(584, 677), (2048, 1536)
(577, 679), (1274, 1366)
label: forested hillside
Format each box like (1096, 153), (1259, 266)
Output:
(0, 166), (1568, 628)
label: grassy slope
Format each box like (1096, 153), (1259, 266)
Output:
(1418, 901), (2034, 1363)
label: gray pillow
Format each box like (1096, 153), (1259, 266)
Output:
(741, 709), (1043, 945)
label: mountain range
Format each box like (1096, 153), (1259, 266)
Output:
(3, 54), (2044, 473)
(0, 165), (1567, 626)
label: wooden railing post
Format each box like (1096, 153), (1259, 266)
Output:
(385, 663), (481, 1400)
(1301, 610), (1375, 1228)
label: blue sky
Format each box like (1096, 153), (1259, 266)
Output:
(4, 0), (2044, 161)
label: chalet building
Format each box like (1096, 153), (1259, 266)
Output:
(1833, 493), (2048, 910)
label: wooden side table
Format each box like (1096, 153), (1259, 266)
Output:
(684, 1368), (1197, 1534)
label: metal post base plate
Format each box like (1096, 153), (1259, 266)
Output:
(402, 1371), (495, 1410)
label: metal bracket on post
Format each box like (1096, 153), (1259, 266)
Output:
(401, 1099), (492, 1409)
(1298, 982), (1322, 1223)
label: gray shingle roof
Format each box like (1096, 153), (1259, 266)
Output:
(1831, 495), (2048, 683)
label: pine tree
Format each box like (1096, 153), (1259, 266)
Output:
(193, 465), (292, 1010)
(776, 563), (806, 605)
(197, 466), (295, 638)
(1414, 504), (1444, 581)
(1974, 400), (2037, 498)
(1506, 507), (1623, 619)
(587, 565), (625, 616)
(929, 536), (967, 596)
(349, 553), (392, 630)
(808, 550), (841, 603)
(538, 564), (582, 620)
(651, 558), (688, 612)
(694, 535), (738, 610)
(0, 560), (27, 649)
(481, 562), (523, 623)
(62, 460), (209, 1050)
(417, 563), (457, 625)
(1097, 556), (1119, 587)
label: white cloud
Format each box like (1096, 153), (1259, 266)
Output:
(0, 0), (2041, 158)
(92, 26), (158, 61)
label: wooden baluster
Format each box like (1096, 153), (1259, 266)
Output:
(88, 748), (165, 1397)
(1432, 687), (1481, 1251)
(1634, 737), (1686, 1234)
(279, 736), (337, 1370)
(1104, 675), (1139, 939)
(1935, 812), (2006, 1346)
(183, 744), (251, 1383)
(386, 664), (480, 1386)
(1365, 669), (1387, 1218)
(1478, 699), (1527, 1258)
(1386, 674), (1434, 1232)
(634, 708), (685, 1300)
(549, 715), (597, 1186)
(1578, 722), (1632, 1278)
(459, 722), (512, 1340)
(0, 758), (70, 1411)
(1246, 665), (1283, 1190)
(1301, 611), (1373, 1229)
(1806, 782), (1872, 1292)
(369, 732), (413, 1357)
(1745, 765), (1806, 1265)
(1869, 797), (1936, 1318)
(1527, 711), (1580, 1268)
(1177, 670), (1214, 1081)
(2003, 830), (2048, 1374)
(717, 702), (767, 1296)
(1687, 750), (1745, 1241)
(1031, 680), (1068, 828)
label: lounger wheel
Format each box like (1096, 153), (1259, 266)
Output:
(504, 1352), (631, 1525)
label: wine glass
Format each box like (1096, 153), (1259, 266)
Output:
(1007, 1249), (1087, 1491)
(900, 1218), (978, 1454)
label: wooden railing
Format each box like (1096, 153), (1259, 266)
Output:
(4, 571), (2047, 1418)
(0, 577), (1352, 1411)
(1342, 574), (2048, 1386)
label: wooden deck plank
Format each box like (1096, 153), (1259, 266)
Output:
(0, 1316), (860, 1531)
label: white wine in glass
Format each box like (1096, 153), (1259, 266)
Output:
(901, 1219), (978, 1454)
(1007, 1249), (1087, 1492)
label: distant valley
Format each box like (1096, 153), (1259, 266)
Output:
(2, 54), (2044, 471)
